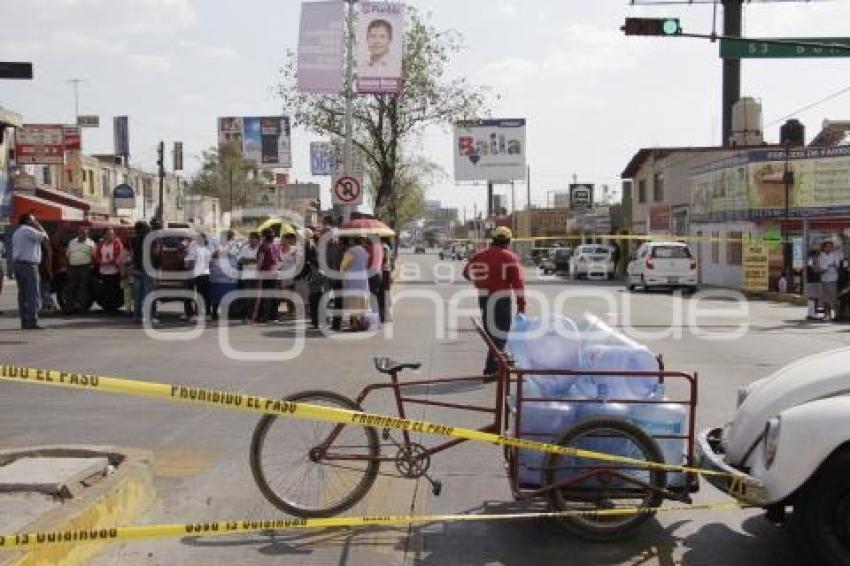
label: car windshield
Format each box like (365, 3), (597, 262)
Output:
(579, 246), (609, 255)
(652, 246), (691, 259)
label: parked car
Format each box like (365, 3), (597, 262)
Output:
(569, 245), (614, 279)
(698, 347), (850, 565)
(626, 241), (697, 293)
(414, 245), (426, 255)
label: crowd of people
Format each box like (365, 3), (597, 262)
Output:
(0, 212), (396, 331)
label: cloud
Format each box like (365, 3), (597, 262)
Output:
(178, 39), (238, 60)
(479, 24), (644, 88)
(128, 54), (172, 73)
(495, 0), (516, 16)
(7, 0), (197, 34)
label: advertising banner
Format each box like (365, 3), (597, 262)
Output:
(742, 238), (770, 293)
(15, 124), (64, 165)
(77, 115), (99, 128)
(113, 183), (136, 210)
(748, 146), (850, 210)
(113, 116), (129, 158)
(297, 1), (345, 94)
(454, 119), (526, 182)
(217, 116), (292, 168)
(63, 126), (81, 151)
(356, 2), (405, 94)
(310, 142), (335, 176)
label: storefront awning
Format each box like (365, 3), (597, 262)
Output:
(34, 186), (91, 212)
(12, 193), (85, 222)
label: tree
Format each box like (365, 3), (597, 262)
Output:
(369, 155), (444, 229)
(189, 143), (273, 212)
(277, 6), (491, 228)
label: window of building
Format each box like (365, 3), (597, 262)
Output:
(42, 167), (51, 185)
(102, 170), (110, 198)
(638, 179), (647, 203)
(727, 231), (743, 266)
(711, 231), (721, 264)
(653, 173), (664, 202)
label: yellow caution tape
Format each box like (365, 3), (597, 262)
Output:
(0, 365), (745, 482)
(448, 234), (789, 244)
(0, 503), (749, 548)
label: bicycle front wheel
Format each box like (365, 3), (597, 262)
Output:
(250, 390), (380, 517)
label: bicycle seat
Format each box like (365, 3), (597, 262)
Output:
(374, 357), (422, 374)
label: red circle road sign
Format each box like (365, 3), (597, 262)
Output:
(333, 176), (362, 204)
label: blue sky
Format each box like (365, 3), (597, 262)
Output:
(3, 0), (850, 215)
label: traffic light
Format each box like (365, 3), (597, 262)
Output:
(622, 17), (682, 37)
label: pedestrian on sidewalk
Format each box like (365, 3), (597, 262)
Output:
(819, 240), (840, 322)
(12, 213), (49, 330)
(209, 230), (239, 321)
(65, 226), (95, 313)
(255, 229), (281, 323)
(381, 237), (395, 322)
(367, 236), (385, 323)
(463, 226), (526, 381)
(94, 228), (124, 312)
(805, 246), (822, 321)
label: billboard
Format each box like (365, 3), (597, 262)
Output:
(356, 2), (405, 94)
(217, 116), (292, 168)
(748, 147), (850, 210)
(63, 126), (81, 151)
(454, 119), (526, 182)
(15, 124), (64, 164)
(297, 1), (345, 93)
(113, 116), (129, 157)
(310, 142), (335, 176)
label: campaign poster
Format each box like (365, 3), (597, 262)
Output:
(356, 2), (405, 94)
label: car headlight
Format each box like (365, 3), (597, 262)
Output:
(763, 417), (781, 469)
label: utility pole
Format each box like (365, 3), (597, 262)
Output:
(65, 78), (88, 124)
(722, 0), (743, 147)
(157, 141), (165, 222)
(486, 182), (494, 217)
(342, 0), (357, 223)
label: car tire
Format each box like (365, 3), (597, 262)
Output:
(791, 448), (850, 566)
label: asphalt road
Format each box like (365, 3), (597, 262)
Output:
(0, 252), (847, 565)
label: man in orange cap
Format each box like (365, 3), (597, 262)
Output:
(463, 226), (526, 380)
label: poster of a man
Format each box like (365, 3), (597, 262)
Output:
(356, 2), (404, 93)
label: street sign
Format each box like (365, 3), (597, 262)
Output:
(721, 37), (850, 59)
(0, 62), (33, 80)
(332, 175), (363, 205)
(77, 115), (99, 128)
(742, 239), (769, 293)
(310, 142), (335, 176)
(63, 126), (81, 151)
(570, 183), (594, 211)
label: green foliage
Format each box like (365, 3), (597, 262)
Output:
(188, 144), (273, 211)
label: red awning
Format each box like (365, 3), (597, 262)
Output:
(34, 186), (91, 212)
(12, 194), (85, 222)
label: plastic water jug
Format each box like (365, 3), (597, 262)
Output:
(577, 314), (639, 348)
(581, 344), (660, 400)
(517, 400), (579, 486)
(506, 314), (583, 396)
(628, 384), (688, 487)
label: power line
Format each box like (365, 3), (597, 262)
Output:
(765, 83), (850, 128)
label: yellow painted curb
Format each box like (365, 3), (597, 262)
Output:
(0, 448), (155, 566)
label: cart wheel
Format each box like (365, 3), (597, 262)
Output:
(542, 417), (666, 541)
(250, 390), (380, 518)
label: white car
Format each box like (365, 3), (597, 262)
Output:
(626, 241), (697, 293)
(569, 245), (614, 279)
(698, 347), (850, 565)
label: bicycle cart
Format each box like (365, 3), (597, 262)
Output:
(250, 320), (700, 540)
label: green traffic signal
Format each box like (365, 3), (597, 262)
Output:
(662, 18), (681, 36)
(622, 17), (682, 37)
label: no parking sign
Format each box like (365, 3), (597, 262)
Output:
(332, 175), (363, 205)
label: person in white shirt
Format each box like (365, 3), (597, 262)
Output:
(12, 213), (49, 329)
(65, 226), (95, 313)
(819, 240), (841, 321)
(237, 232), (261, 321)
(185, 234), (213, 320)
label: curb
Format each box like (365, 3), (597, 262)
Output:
(0, 446), (155, 566)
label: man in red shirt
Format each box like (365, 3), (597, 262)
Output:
(463, 226), (526, 379)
